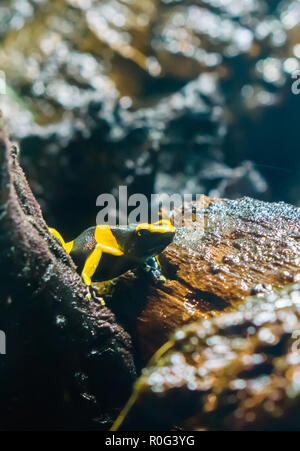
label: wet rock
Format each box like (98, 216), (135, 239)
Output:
(0, 0), (37, 38)
(14, 73), (225, 238)
(199, 160), (269, 199)
(113, 283), (300, 431)
(106, 196), (300, 361)
(1, 0), (299, 239)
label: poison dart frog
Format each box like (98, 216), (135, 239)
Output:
(49, 220), (175, 288)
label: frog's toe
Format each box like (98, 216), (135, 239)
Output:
(147, 267), (166, 283)
(153, 270), (166, 282)
(89, 285), (106, 306)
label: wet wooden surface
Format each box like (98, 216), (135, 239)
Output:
(107, 196), (300, 361)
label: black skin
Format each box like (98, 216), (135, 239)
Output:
(70, 226), (175, 282)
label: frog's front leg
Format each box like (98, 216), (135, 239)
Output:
(143, 256), (166, 282)
(144, 256), (160, 271)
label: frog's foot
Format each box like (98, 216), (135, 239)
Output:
(144, 256), (160, 271)
(141, 257), (166, 282)
(87, 285), (106, 306)
(152, 271), (166, 282)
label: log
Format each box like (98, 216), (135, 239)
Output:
(106, 196), (300, 362)
(113, 282), (300, 431)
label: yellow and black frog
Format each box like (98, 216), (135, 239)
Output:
(49, 220), (175, 289)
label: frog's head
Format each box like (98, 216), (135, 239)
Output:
(126, 220), (175, 258)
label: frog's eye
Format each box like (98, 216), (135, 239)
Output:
(136, 229), (149, 238)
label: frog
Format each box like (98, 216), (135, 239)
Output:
(49, 219), (175, 288)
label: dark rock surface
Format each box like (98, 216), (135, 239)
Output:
(0, 124), (136, 430)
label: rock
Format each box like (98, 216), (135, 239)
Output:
(112, 283), (300, 431)
(15, 73), (225, 238)
(2, 0), (300, 239)
(106, 196), (300, 361)
(0, 124), (136, 430)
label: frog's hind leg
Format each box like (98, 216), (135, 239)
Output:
(81, 244), (103, 286)
(81, 245), (106, 305)
(49, 228), (74, 254)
